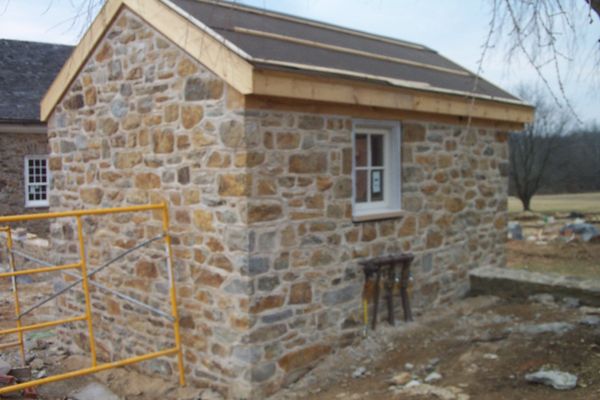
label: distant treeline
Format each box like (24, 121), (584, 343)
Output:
(509, 126), (600, 195)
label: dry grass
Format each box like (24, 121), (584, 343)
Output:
(508, 192), (600, 214)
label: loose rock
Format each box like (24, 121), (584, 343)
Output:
(425, 371), (442, 383)
(390, 371), (412, 386)
(525, 370), (577, 390)
(352, 367), (367, 379)
(0, 358), (11, 375)
(71, 382), (120, 400)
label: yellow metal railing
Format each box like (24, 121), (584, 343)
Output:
(0, 203), (185, 395)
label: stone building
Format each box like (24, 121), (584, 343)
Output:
(0, 39), (72, 235)
(0, 39), (73, 235)
(40, 0), (534, 398)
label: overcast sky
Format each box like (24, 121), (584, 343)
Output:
(0, 0), (598, 125)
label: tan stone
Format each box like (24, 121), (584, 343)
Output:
(218, 174), (251, 197)
(445, 197), (466, 213)
(153, 130), (174, 153)
(257, 180), (277, 196)
(276, 132), (300, 149)
(426, 230), (443, 248)
(48, 157), (62, 171)
(403, 123), (426, 142)
(305, 194), (324, 209)
(316, 176), (333, 191)
(177, 59), (198, 77)
(289, 282), (312, 304)
(84, 87), (97, 106)
(398, 216), (416, 237)
(135, 260), (158, 278)
(250, 295), (285, 314)
(114, 151), (142, 168)
(194, 268), (225, 288)
(289, 153), (327, 173)
(182, 105), (204, 129)
(164, 104), (179, 123)
(134, 173), (161, 189)
(206, 237), (224, 252)
(192, 131), (216, 147)
(193, 209), (215, 231)
(438, 154), (453, 168)
(80, 188), (103, 205)
(278, 345), (331, 372)
(95, 43), (112, 62)
(248, 203), (283, 223)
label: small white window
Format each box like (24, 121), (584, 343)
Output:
(352, 120), (401, 220)
(24, 156), (49, 208)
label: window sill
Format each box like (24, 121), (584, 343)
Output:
(25, 203), (49, 209)
(352, 210), (405, 223)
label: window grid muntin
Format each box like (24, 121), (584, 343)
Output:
(25, 156), (49, 207)
(354, 132), (386, 204)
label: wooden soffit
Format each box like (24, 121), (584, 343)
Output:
(41, 0), (534, 127)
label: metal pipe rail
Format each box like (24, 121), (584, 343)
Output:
(10, 248), (174, 322)
(0, 203), (185, 396)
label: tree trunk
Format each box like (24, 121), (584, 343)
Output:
(521, 195), (532, 211)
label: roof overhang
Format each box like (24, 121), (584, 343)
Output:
(0, 120), (46, 134)
(41, 0), (534, 129)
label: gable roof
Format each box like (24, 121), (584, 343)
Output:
(170, 0), (518, 102)
(0, 39), (73, 124)
(41, 0), (534, 127)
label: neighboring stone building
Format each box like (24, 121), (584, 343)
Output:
(40, 0), (534, 398)
(0, 39), (72, 235)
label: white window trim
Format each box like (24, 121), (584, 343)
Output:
(352, 119), (402, 220)
(24, 155), (50, 208)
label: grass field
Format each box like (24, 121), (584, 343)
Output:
(508, 192), (600, 214)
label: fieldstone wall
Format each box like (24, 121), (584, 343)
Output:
(45, 7), (510, 400)
(0, 131), (49, 236)
(240, 112), (509, 396)
(47, 9), (254, 397)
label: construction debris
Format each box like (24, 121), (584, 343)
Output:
(525, 370), (578, 390)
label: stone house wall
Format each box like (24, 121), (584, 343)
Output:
(0, 131), (50, 236)
(239, 112), (509, 396)
(47, 9), (254, 396)
(46, 8), (509, 399)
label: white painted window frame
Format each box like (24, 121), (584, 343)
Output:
(352, 119), (402, 220)
(24, 155), (50, 208)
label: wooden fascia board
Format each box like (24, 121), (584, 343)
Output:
(246, 95), (527, 131)
(252, 69), (535, 125)
(40, 0), (254, 121)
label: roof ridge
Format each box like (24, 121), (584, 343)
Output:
(185, 0), (433, 52)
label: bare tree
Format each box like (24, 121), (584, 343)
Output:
(509, 85), (572, 211)
(484, 1), (600, 118)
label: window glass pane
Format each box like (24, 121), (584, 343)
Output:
(371, 134), (384, 167)
(355, 170), (368, 203)
(355, 134), (368, 167)
(371, 169), (384, 201)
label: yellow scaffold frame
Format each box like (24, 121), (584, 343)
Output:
(0, 203), (185, 395)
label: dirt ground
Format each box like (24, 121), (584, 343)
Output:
(275, 295), (600, 400)
(3, 292), (600, 399)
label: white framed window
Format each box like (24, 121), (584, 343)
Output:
(352, 120), (401, 220)
(24, 155), (49, 208)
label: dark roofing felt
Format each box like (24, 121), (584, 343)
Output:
(0, 39), (73, 123)
(170, 0), (519, 102)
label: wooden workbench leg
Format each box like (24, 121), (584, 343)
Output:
(386, 264), (395, 326)
(372, 270), (381, 330)
(400, 262), (413, 322)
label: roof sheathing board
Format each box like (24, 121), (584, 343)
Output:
(169, 0), (520, 102)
